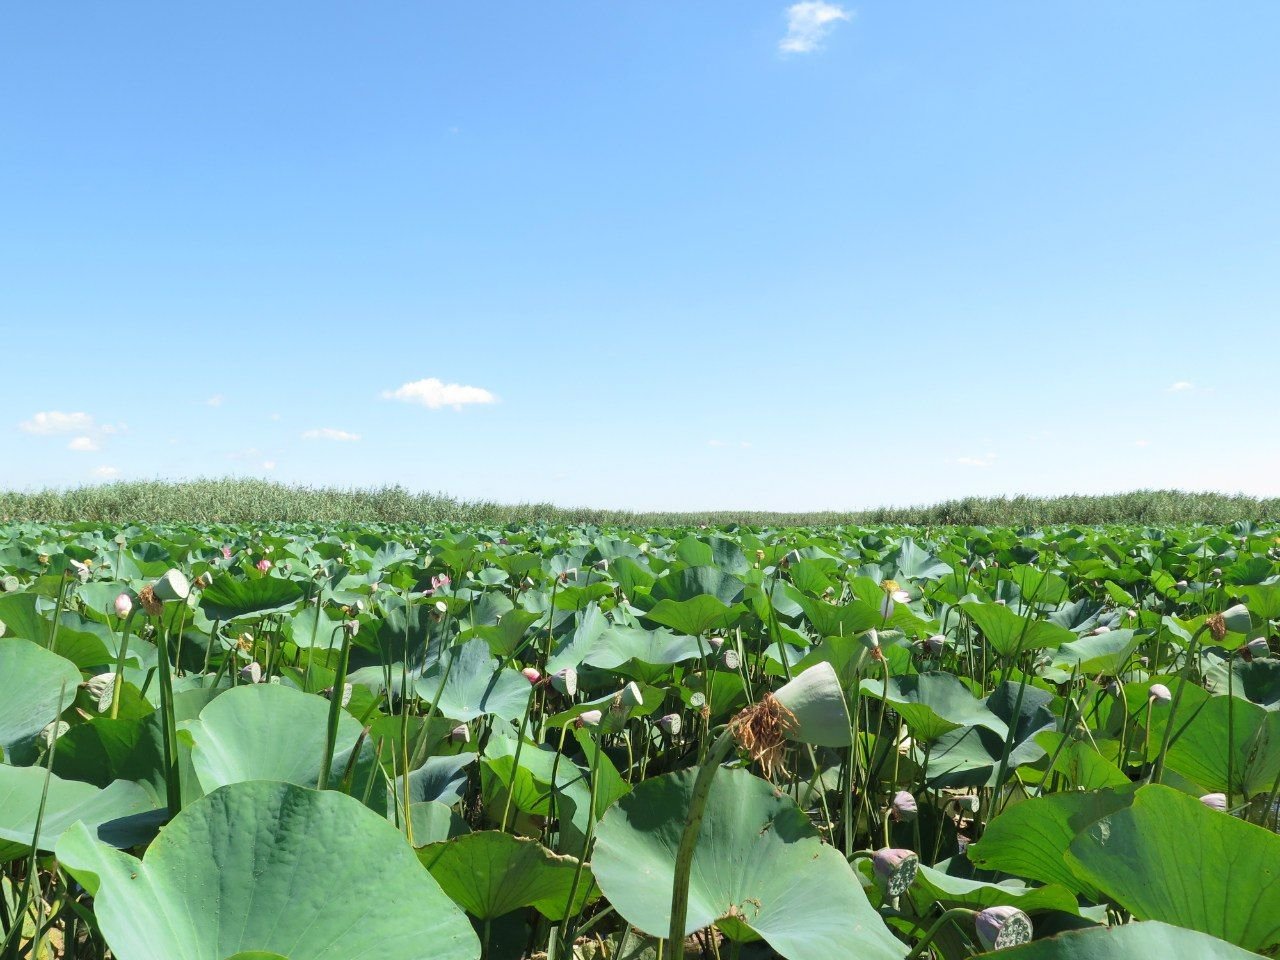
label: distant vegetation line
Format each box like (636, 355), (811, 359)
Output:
(1, 479), (1277, 528)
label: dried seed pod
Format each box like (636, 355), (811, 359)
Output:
(84, 673), (116, 712)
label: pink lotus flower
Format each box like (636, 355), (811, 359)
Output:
(256, 559), (272, 573)
(114, 593), (133, 618)
(431, 574), (451, 591)
(221, 546), (232, 559)
(522, 667), (542, 684)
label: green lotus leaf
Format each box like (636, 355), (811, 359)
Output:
(906, 861), (1082, 916)
(961, 602), (1075, 657)
(858, 671), (1005, 743)
(0, 765), (157, 859)
(57, 780), (479, 960)
(1066, 784), (1280, 951)
(0, 638), (81, 765)
(413, 638), (533, 723)
(643, 595), (746, 637)
(418, 830), (595, 920)
(592, 766), (905, 960)
(994, 920), (1265, 959)
(199, 574), (304, 621)
(1163, 694), (1280, 796)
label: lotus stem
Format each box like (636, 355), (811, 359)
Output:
(904, 907), (978, 960)
(317, 623), (353, 790)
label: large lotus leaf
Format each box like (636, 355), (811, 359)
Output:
(1032, 732), (1130, 790)
(199, 574), (304, 621)
(994, 921), (1264, 959)
(1164, 694), (1280, 796)
(392, 752), (476, 810)
(884, 537), (953, 581)
(643, 596), (746, 637)
(648, 567), (745, 605)
(53, 711), (169, 800)
(57, 780), (480, 960)
(180, 683), (382, 808)
(907, 862), (1081, 916)
(418, 831), (595, 920)
(917, 719), (1054, 789)
(968, 787), (1137, 898)
(1205, 658), (1280, 710)
(1066, 784), (1280, 951)
(413, 638), (533, 723)
(592, 766), (905, 960)
(961, 602), (1075, 657)
(579, 625), (706, 672)
(858, 672), (1006, 743)
(0, 592), (48, 642)
(406, 801), (470, 848)
(796, 594), (882, 640)
(1048, 629), (1140, 674)
(0, 765), (157, 859)
(1242, 584), (1280, 623)
(0, 639), (81, 765)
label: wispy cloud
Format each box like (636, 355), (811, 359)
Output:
(67, 436), (100, 452)
(708, 439), (752, 449)
(19, 411), (95, 435)
(1166, 381), (1194, 392)
(205, 394), (225, 407)
(302, 428), (361, 442)
(382, 377), (498, 411)
(1134, 439), (1152, 448)
(956, 453), (998, 468)
(780, 2), (851, 54)
(262, 460), (276, 471)
(91, 465), (120, 479)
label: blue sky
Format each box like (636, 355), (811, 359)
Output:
(2, 2), (1277, 511)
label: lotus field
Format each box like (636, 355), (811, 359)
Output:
(3, 521), (1280, 960)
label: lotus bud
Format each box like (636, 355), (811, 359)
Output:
(521, 667), (542, 685)
(955, 794), (980, 814)
(891, 790), (918, 822)
(975, 906), (1034, 951)
(152, 569), (190, 602)
(1200, 792), (1228, 812)
(871, 848), (919, 896)
(1090, 625), (1111, 635)
(240, 662), (264, 684)
(926, 634), (946, 654)
(114, 593), (133, 618)
(576, 709), (603, 729)
(619, 681), (644, 708)
(720, 648), (741, 671)
(256, 559), (273, 573)
(322, 683), (353, 707)
(551, 668), (579, 697)
(1127, 609), (1138, 620)
(1149, 683), (1172, 704)
(1244, 636), (1270, 660)
(1176, 580), (1189, 591)
(450, 723), (471, 745)
(657, 713), (682, 736)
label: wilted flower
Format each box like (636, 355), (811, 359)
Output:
(576, 709), (603, 729)
(975, 906), (1033, 950)
(1149, 683), (1172, 704)
(69, 559), (91, 582)
(657, 713), (683, 736)
(114, 593), (133, 618)
(1200, 792), (1228, 812)
(521, 667), (542, 685)
(871, 848), (919, 896)
(430, 573), (451, 591)
(256, 559), (273, 573)
(239, 662), (264, 684)
(891, 790), (918, 822)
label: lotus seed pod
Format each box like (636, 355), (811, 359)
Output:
(240, 662), (264, 684)
(434, 600), (448, 614)
(1149, 683), (1172, 704)
(956, 794), (980, 814)
(40, 720), (70, 750)
(1212, 567), (1223, 578)
(322, 683), (353, 707)
(450, 723), (471, 745)
(892, 790), (918, 822)
(593, 558), (609, 571)
(577, 709), (603, 729)
(1105, 680), (1121, 697)
(84, 673), (116, 712)
(1245, 636), (1270, 659)
(688, 692), (706, 709)
(871, 848), (919, 896)
(619, 681), (644, 708)
(1, 575), (18, 592)
(705, 636), (726, 654)
(521, 667), (542, 685)
(1200, 792), (1228, 812)
(351, 598), (365, 614)
(196, 571), (214, 589)
(151, 569), (190, 602)
(114, 593), (133, 618)
(720, 648), (741, 671)
(657, 713), (682, 736)
(342, 619), (360, 638)
(1176, 579), (1188, 590)
(975, 906), (1034, 951)
(926, 634), (947, 654)
(551, 668), (579, 697)
(1222, 604), (1252, 635)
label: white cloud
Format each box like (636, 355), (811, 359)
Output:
(262, 460), (277, 471)
(780, 2), (851, 54)
(1134, 439), (1152, 448)
(205, 394), (225, 407)
(302, 428), (361, 442)
(382, 377), (498, 411)
(956, 455), (997, 468)
(67, 436), (100, 452)
(91, 465), (120, 479)
(1166, 381), (1194, 392)
(19, 411), (95, 435)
